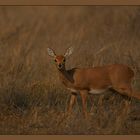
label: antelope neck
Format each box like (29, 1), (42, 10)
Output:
(58, 67), (74, 86)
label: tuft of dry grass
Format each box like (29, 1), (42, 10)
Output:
(0, 6), (140, 134)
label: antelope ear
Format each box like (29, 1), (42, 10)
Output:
(64, 47), (73, 57)
(47, 48), (56, 58)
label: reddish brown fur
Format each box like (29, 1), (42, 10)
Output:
(48, 50), (140, 118)
(55, 55), (65, 62)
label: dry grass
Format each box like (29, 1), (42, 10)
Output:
(0, 6), (140, 135)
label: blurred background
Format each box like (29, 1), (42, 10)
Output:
(0, 6), (140, 135)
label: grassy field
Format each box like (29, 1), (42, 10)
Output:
(0, 6), (140, 134)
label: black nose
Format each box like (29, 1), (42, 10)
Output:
(58, 64), (62, 68)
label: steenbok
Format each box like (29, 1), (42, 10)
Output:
(47, 47), (140, 118)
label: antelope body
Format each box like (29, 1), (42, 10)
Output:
(47, 47), (140, 118)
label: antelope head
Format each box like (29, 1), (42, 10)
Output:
(47, 47), (73, 70)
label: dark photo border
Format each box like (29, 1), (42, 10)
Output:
(0, 0), (140, 140)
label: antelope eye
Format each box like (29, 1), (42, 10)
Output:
(63, 59), (66, 62)
(54, 59), (57, 62)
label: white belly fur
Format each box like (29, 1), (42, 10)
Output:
(89, 89), (107, 94)
(67, 88), (78, 93)
(67, 87), (107, 94)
